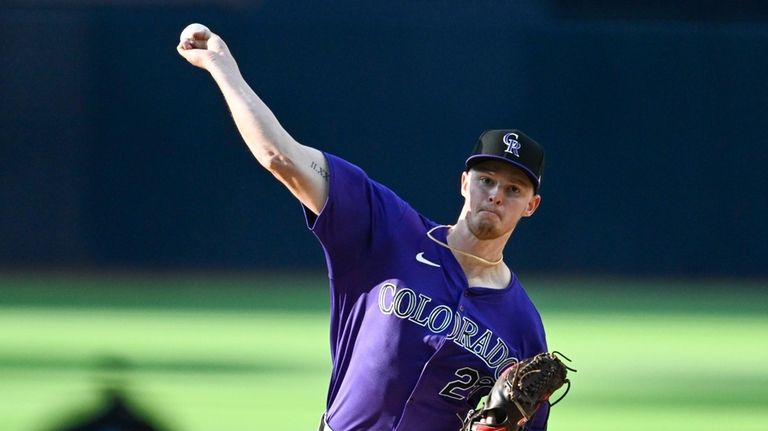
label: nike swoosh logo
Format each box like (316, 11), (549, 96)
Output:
(416, 252), (441, 268)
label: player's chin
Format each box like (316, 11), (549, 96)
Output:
(468, 219), (504, 240)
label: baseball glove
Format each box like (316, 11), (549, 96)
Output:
(461, 352), (575, 431)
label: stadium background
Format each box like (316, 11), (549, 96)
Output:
(1, 1), (766, 430)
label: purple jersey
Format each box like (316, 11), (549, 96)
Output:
(305, 154), (549, 431)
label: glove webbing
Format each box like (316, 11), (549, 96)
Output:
(510, 351), (575, 425)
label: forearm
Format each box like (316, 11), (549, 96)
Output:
(208, 61), (296, 170)
(208, 61), (329, 213)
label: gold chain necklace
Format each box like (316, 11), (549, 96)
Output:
(426, 225), (503, 266)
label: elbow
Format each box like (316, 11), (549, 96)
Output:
(261, 150), (296, 177)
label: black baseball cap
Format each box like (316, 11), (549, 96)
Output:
(465, 129), (545, 193)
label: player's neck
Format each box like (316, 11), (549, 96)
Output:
(447, 223), (507, 262)
(440, 224), (511, 288)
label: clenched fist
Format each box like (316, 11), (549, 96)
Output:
(176, 23), (235, 71)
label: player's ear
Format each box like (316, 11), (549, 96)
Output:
(522, 194), (541, 217)
(460, 170), (470, 198)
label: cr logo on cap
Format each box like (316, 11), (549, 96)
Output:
(502, 132), (521, 157)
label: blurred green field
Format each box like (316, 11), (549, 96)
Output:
(0, 273), (766, 431)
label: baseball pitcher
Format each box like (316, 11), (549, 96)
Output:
(177, 24), (572, 431)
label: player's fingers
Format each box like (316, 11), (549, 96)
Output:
(179, 38), (207, 51)
(178, 23), (212, 52)
(178, 36), (226, 57)
(177, 39), (193, 51)
(176, 26), (232, 70)
(176, 43), (208, 67)
(176, 37), (197, 54)
(179, 23), (211, 42)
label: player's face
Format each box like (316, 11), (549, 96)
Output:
(460, 160), (541, 240)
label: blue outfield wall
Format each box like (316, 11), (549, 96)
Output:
(1, 1), (767, 277)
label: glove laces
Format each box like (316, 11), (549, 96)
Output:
(510, 352), (577, 421)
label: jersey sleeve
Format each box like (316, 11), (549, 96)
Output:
(304, 153), (409, 279)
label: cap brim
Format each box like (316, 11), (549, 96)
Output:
(465, 155), (541, 192)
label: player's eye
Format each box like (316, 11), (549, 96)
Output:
(505, 185), (522, 197)
(478, 176), (493, 186)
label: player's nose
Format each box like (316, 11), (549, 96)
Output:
(487, 189), (503, 205)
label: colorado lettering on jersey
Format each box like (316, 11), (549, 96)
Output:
(378, 282), (519, 378)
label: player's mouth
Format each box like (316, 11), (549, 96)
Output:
(477, 208), (502, 219)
